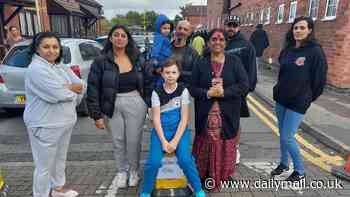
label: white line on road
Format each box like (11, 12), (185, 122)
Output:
(95, 174), (119, 197)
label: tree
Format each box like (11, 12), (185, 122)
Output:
(142, 11), (159, 32)
(125, 11), (141, 26)
(100, 17), (111, 35)
(109, 10), (163, 32)
(173, 15), (183, 27)
(111, 16), (129, 26)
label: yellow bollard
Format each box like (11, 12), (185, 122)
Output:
(153, 153), (193, 196)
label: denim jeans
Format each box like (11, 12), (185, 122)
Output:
(275, 103), (305, 175)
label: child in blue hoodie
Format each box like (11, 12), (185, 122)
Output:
(151, 14), (173, 87)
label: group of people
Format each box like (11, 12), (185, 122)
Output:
(23, 14), (327, 197)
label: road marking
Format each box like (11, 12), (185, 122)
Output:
(95, 174), (119, 197)
(247, 100), (343, 173)
(247, 95), (344, 166)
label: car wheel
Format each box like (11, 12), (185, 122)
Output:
(77, 98), (89, 117)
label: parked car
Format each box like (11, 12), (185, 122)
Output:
(95, 35), (107, 45)
(0, 38), (102, 115)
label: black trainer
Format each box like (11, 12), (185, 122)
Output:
(270, 164), (289, 177)
(285, 171), (305, 182)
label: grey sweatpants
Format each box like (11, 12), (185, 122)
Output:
(28, 123), (75, 197)
(105, 91), (147, 173)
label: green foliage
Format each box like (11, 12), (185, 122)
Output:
(110, 10), (161, 32)
(173, 14), (183, 27)
(100, 17), (111, 35)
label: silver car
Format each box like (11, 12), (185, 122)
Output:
(0, 38), (102, 115)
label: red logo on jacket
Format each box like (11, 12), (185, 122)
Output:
(295, 57), (306, 66)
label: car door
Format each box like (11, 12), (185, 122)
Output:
(0, 46), (32, 92)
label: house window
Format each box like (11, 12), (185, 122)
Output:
(288, 1), (297, 23)
(325, 0), (338, 19)
(250, 12), (254, 25)
(50, 15), (69, 37)
(277, 4), (285, 24)
(265, 7), (271, 24)
(73, 16), (82, 38)
(245, 12), (249, 25)
(309, 0), (320, 20)
(259, 9), (264, 24)
(19, 11), (39, 36)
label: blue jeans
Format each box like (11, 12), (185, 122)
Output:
(141, 125), (202, 193)
(275, 103), (305, 175)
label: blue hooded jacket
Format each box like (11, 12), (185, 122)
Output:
(151, 14), (172, 68)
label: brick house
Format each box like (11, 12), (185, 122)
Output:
(0, 0), (103, 59)
(181, 4), (207, 28)
(206, 0), (224, 29)
(207, 0), (350, 89)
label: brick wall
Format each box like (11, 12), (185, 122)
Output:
(207, 0), (225, 29)
(4, 5), (21, 34)
(235, 0), (350, 88)
(208, 0), (350, 88)
(185, 16), (208, 28)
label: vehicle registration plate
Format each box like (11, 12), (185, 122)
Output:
(16, 95), (26, 104)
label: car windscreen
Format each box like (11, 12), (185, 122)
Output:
(3, 45), (71, 67)
(79, 42), (102, 61)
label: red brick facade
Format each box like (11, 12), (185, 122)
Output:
(207, 0), (224, 29)
(207, 0), (350, 88)
(182, 5), (207, 28)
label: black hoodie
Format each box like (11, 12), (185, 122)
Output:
(273, 41), (328, 114)
(225, 31), (257, 117)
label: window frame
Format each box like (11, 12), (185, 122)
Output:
(308, 0), (320, 20)
(276, 4), (285, 24)
(288, 1), (298, 23)
(259, 9), (264, 24)
(324, 0), (339, 20)
(265, 7), (271, 25)
(19, 10), (39, 36)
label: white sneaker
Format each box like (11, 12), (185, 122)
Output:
(235, 148), (240, 165)
(128, 171), (140, 187)
(51, 189), (79, 197)
(116, 172), (128, 188)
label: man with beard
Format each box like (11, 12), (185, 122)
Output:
(171, 20), (200, 88)
(224, 15), (257, 165)
(170, 20), (200, 133)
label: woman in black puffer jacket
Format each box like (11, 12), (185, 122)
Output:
(87, 24), (151, 188)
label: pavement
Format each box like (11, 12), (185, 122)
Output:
(1, 108), (350, 197)
(1, 63), (350, 196)
(255, 62), (350, 156)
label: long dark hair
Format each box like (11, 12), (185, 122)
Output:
(102, 24), (140, 65)
(203, 28), (226, 57)
(284, 16), (316, 49)
(29, 32), (63, 63)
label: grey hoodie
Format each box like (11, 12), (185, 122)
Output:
(23, 54), (86, 128)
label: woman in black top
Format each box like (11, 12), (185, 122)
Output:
(271, 16), (328, 182)
(190, 28), (249, 191)
(87, 25), (148, 188)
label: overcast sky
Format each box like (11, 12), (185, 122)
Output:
(95, 0), (207, 20)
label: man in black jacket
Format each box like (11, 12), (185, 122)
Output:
(171, 20), (200, 87)
(224, 15), (257, 165)
(250, 24), (270, 79)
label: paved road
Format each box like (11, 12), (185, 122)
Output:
(0, 95), (349, 197)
